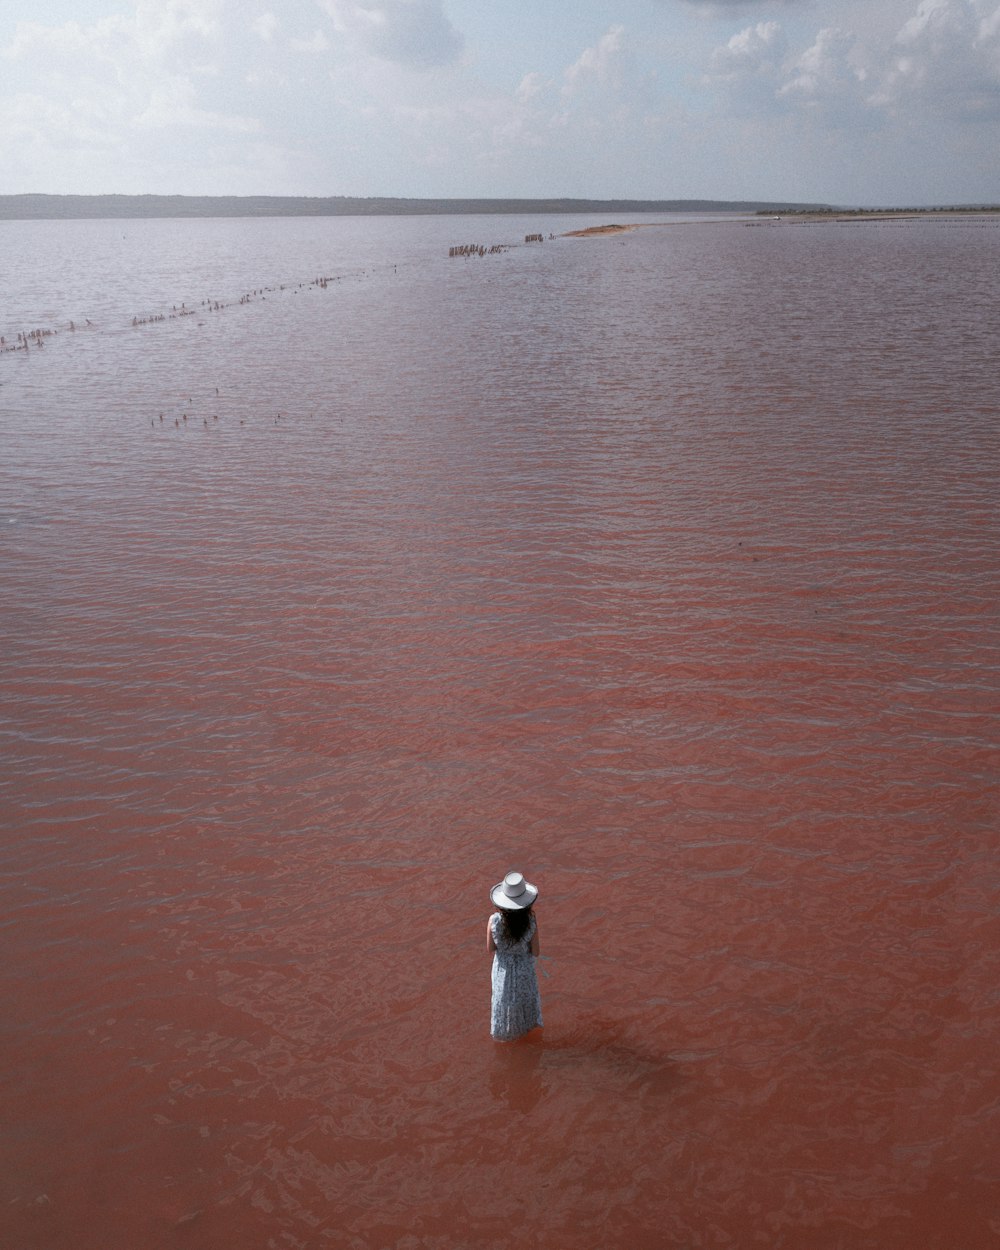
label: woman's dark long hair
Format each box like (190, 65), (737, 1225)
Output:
(497, 904), (533, 943)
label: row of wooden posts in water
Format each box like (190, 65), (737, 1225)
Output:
(2, 275), (351, 354)
(4, 245), (553, 354)
(448, 233), (547, 258)
(449, 243), (512, 258)
(1, 327), (59, 353)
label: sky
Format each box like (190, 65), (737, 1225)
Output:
(1, 0), (998, 205)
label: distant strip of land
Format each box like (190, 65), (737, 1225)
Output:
(754, 206), (1000, 223)
(565, 206), (1000, 237)
(0, 194), (830, 222)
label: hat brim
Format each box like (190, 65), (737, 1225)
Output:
(490, 881), (538, 910)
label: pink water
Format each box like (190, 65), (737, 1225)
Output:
(2, 214), (999, 1249)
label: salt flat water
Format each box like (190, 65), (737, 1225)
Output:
(1, 211), (999, 1250)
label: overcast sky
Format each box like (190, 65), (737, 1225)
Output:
(1, 0), (998, 205)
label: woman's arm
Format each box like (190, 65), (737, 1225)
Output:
(486, 915), (496, 954)
(530, 918), (540, 958)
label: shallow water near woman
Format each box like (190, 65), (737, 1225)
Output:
(2, 211), (999, 1249)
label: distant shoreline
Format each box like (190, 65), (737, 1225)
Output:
(0, 193), (829, 222)
(564, 208), (1000, 237)
(754, 207), (1000, 224)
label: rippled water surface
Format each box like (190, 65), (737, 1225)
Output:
(2, 212), (999, 1249)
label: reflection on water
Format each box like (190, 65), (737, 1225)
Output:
(490, 1027), (681, 1120)
(490, 1037), (545, 1114)
(1, 213), (999, 1249)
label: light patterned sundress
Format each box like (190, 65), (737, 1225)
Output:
(490, 911), (542, 1041)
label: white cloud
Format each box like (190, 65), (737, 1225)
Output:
(3, 1), (224, 76)
(0, 0), (262, 191)
(4, 16), (121, 68)
(134, 79), (259, 132)
(563, 25), (630, 95)
(705, 20), (788, 108)
(132, 0), (223, 62)
(703, 0), (1000, 125)
(252, 12), (279, 41)
(778, 26), (865, 111)
(290, 30), (331, 53)
(709, 20), (786, 75)
(677, 0), (800, 11)
(874, 0), (1000, 116)
(318, 0), (463, 69)
(515, 72), (548, 103)
(981, 2), (1000, 44)
(4, 91), (120, 151)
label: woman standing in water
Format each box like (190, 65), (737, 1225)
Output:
(487, 872), (543, 1041)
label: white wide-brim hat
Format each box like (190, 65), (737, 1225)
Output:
(490, 871), (538, 910)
